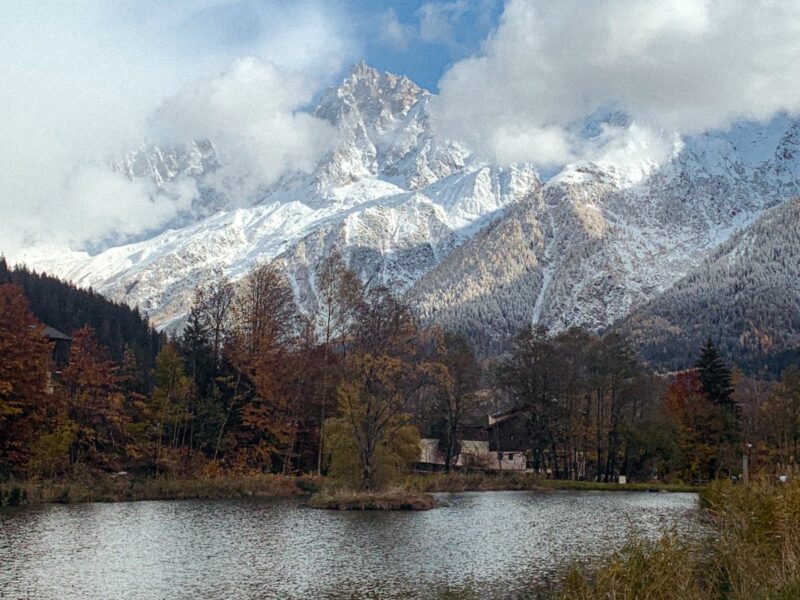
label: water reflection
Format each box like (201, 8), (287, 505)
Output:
(0, 490), (700, 599)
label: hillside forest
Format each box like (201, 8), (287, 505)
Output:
(1, 254), (799, 490)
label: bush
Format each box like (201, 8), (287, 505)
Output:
(560, 479), (800, 599)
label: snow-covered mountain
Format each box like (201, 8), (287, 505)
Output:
(19, 63), (537, 329)
(618, 195), (800, 371)
(412, 117), (800, 352)
(16, 64), (800, 364)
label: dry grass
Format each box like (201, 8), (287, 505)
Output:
(308, 488), (438, 511)
(0, 474), (319, 506)
(559, 478), (800, 599)
(402, 472), (543, 493)
(541, 479), (701, 493)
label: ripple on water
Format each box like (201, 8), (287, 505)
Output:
(0, 490), (702, 599)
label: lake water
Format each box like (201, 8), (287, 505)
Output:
(0, 490), (701, 599)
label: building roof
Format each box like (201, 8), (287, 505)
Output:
(40, 325), (71, 341)
(486, 406), (522, 425)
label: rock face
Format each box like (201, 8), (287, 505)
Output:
(16, 65), (800, 367)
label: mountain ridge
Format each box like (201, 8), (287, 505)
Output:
(12, 64), (800, 368)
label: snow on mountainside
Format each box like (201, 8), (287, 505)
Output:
(618, 195), (800, 371)
(411, 117), (800, 352)
(18, 64), (535, 329)
(16, 65), (800, 353)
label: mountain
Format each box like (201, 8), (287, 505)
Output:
(16, 63), (537, 330)
(618, 195), (800, 374)
(412, 118), (800, 353)
(12, 64), (800, 368)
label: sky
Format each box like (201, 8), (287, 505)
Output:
(3, 0), (800, 257)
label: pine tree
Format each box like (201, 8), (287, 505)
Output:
(696, 338), (735, 409)
(693, 338), (740, 473)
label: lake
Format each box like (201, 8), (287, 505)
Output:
(0, 490), (701, 599)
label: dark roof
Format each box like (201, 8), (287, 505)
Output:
(485, 407), (527, 429)
(41, 325), (71, 341)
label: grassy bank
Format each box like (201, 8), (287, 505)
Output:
(0, 474), (320, 507)
(402, 472), (544, 492)
(308, 488), (438, 511)
(559, 478), (800, 599)
(540, 479), (702, 493)
(402, 472), (699, 494)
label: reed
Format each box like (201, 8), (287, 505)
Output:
(559, 478), (800, 599)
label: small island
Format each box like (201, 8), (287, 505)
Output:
(307, 488), (437, 511)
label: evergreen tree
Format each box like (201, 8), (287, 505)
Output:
(696, 338), (735, 409)
(694, 338), (740, 473)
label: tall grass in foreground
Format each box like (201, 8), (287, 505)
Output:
(560, 479), (800, 599)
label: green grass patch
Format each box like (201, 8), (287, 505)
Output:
(402, 472), (543, 492)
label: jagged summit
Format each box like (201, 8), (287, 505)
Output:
(317, 61), (425, 130)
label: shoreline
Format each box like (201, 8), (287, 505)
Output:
(0, 474), (319, 507)
(0, 473), (702, 508)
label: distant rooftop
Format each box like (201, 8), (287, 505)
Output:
(40, 325), (71, 341)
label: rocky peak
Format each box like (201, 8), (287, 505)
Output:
(315, 62), (427, 131)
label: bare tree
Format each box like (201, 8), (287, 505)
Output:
(434, 331), (482, 473)
(193, 271), (234, 373)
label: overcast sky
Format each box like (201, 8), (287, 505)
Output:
(3, 0), (800, 258)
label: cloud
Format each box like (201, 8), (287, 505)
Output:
(150, 57), (337, 201)
(433, 0), (800, 167)
(380, 8), (415, 51)
(417, 1), (469, 45)
(0, 1), (352, 259)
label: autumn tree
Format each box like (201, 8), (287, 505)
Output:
(191, 272), (234, 373)
(147, 344), (193, 475)
(62, 327), (129, 471)
(226, 262), (299, 472)
(0, 284), (55, 475)
(759, 368), (800, 469)
(498, 327), (562, 476)
(663, 371), (725, 480)
(314, 249), (363, 473)
(327, 287), (431, 490)
(431, 331), (481, 473)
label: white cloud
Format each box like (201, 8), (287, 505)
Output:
(0, 1), (352, 259)
(433, 0), (800, 167)
(417, 1), (469, 45)
(150, 57), (337, 201)
(380, 8), (415, 51)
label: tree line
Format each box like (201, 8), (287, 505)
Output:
(1, 253), (799, 489)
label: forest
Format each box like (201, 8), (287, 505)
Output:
(1, 253), (799, 491)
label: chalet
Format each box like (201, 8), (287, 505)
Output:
(484, 407), (587, 478)
(415, 408), (530, 473)
(485, 407), (530, 453)
(416, 438), (527, 472)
